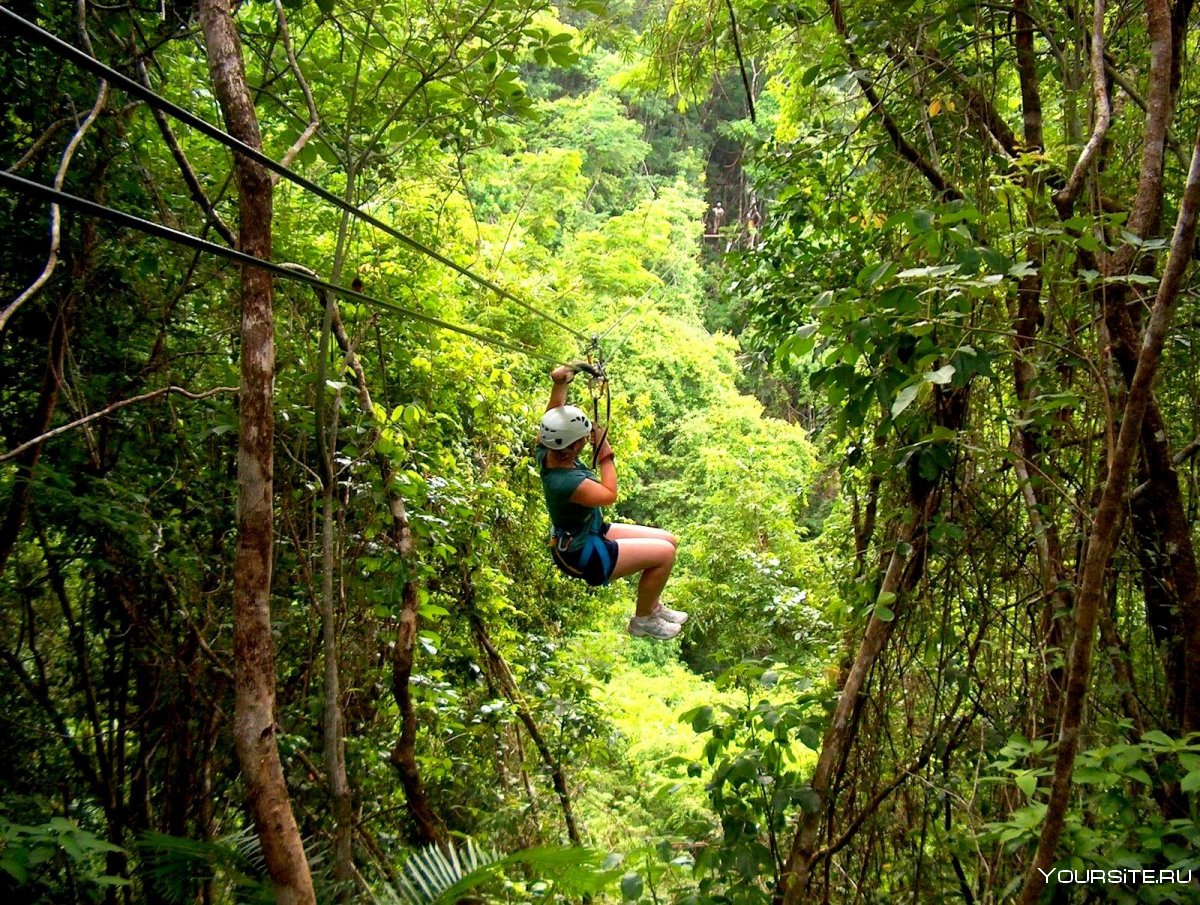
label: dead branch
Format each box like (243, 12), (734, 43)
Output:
(273, 0), (320, 174)
(0, 385), (236, 464)
(136, 59), (237, 246)
(7, 120), (70, 174)
(1, 79), (110, 335)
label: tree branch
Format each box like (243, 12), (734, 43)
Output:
(1053, 0), (1110, 214)
(1, 79), (110, 335)
(0, 385), (236, 464)
(273, 0), (320, 174)
(7, 119), (70, 174)
(1104, 60), (1187, 169)
(136, 59), (237, 246)
(912, 44), (1020, 157)
(826, 0), (962, 200)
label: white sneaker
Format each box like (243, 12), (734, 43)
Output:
(653, 603), (689, 625)
(628, 614), (681, 640)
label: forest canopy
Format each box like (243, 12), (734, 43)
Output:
(1, 0), (1199, 903)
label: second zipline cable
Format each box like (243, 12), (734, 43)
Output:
(0, 170), (571, 367)
(0, 6), (589, 344)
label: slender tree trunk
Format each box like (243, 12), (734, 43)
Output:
(315, 291), (355, 893)
(323, 307), (445, 846)
(1018, 119), (1200, 905)
(468, 603), (582, 845)
(1009, 0), (1070, 739)
(196, 3), (314, 902)
(1089, 0), (1200, 733)
(778, 385), (967, 903)
(778, 509), (922, 902)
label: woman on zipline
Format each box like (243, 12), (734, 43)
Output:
(537, 365), (687, 640)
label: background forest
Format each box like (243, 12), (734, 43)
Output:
(1, 0), (1199, 902)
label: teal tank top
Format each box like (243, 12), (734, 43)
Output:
(537, 446), (603, 551)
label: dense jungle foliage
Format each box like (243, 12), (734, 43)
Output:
(1, 0), (1200, 902)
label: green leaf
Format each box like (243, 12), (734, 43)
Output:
(797, 725), (821, 749)
(859, 261), (896, 288)
(923, 364), (956, 385)
(620, 872), (644, 900)
(892, 384), (919, 418)
(0, 855), (28, 884)
(418, 602), (451, 619)
(94, 876), (132, 886)
(874, 605), (895, 622)
(1015, 771), (1038, 799)
(980, 247), (1011, 273)
(685, 706), (716, 732)
(1142, 730), (1176, 749)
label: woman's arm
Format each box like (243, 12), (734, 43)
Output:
(546, 365), (575, 411)
(569, 428), (616, 506)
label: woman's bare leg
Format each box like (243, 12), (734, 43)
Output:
(606, 523), (678, 547)
(610, 538), (676, 617)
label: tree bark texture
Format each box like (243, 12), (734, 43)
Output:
(1091, 0), (1200, 733)
(196, 3), (315, 902)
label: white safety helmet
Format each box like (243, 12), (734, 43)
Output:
(538, 405), (592, 449)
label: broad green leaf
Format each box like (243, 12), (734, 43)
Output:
(892, 384), (919, 418)
(924, 365), (955, 385)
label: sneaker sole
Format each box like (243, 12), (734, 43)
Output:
(627, 623), (681, 640)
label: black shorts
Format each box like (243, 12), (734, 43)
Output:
(550, 523), (618, 587)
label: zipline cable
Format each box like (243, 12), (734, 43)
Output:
(596, 284), (656, 343)
(598, 273), (678, 363)
(0, 170), (572, 367)
(594, 262), (679, 344)
(1, 6), (589, 344)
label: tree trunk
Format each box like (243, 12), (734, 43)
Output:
(196, 3), (314, 902)
(323, 305), (446, 847)
(778, 378), (967, 903)
(316, 290), (355, 893)
(468, 602), (582, 845)
(1090, 0), (1200, 733)
(1018, 118), (1200, 905)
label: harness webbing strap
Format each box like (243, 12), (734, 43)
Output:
(577, 532), (612, 585)
(551, 527), (611, 586)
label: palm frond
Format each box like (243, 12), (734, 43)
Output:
(386, 839), (618, 904)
